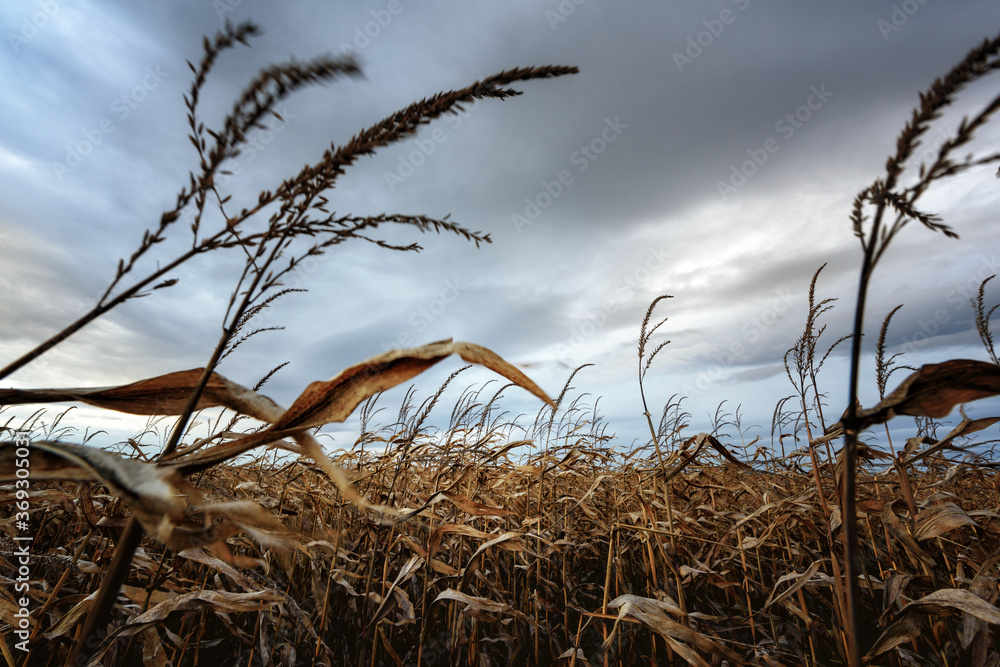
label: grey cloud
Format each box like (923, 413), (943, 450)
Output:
(3, 0), (999, 450)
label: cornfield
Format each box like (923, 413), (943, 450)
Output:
(3, 20), (1000, 667)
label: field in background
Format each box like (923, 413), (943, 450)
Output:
(4, 385), (1000, 666)
(4, 20), (1000, 667)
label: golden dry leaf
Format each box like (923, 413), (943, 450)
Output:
(556, 648), (590, 665)
(847, 360), (1000, 430)
(428, 523), (495, 554)
(116, 589), (283, 637)
(0, 440), (295, 552)
(178, 548), (257, 590)
(425, 490), (511, 517)
(271, 339), (554, 431)
(604, 595), (742, 665)
(0, 340), (553, 478)
(330, 571), (362, 597)
(168, 340), (553, 475)
(0, 441), (185, 520)
(869, 588), (1000, 658)
(764, 561), (824, 610)
(0, 368), (284, 421)
(121, 585), (178, 607)
(0, 341), (553, 530)
(459, 531), (530, 591)
(396, 534), (458, 575)
(903, 414), (1000, 466)
(913, 502), (977, 540)
(882, 501), (936, 568)
(378, 626), (405, 665)
(945, 415), (1000, 438)
(434, 589), (531, 623)
(137, 626), (170, 667)
(366, 554), (422, 629)
(575, 473), (609, 505)
(43, 591), (98, 639)
(607, 594), (683, 618)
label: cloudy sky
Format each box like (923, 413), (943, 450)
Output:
(3, 1), (1000, 459)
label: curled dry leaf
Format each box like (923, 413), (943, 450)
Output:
(43, 591), (99, 639)
(271, 339), (553, 431)
(882, 501), (936, 569)
(603, 595), (743, 666)
(137, 626), (170, 667)
(0, 339), (553, 522)
(0, 441), (185, 521)
(0, 440), (293, 552)
(177, 548), (256, 590)
(0, 368), (284, 421)
(869, 588), (1000, 658)
(169, 339), (551, 475)
(115, 589), (284, 638)
(764, 560), (824, 610)
(902, 414), (1000, 466)
(434, 589), (532, 624)
(695, 432), (752, 470)
(399, 490), (511, 524)
(0, 339), (551, 447)
(828, 360), (1000, 433)
(881, 573), (913, 624)
(607, 594), (684, 618)
(661, 433), (750, 483)
(459, 532), (530, 592)
(913, 502), (977, 541)
(428, 523), (502, 555)
(366, 554), (422, 630)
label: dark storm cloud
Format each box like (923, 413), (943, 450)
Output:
(2, 1), (999, 447)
